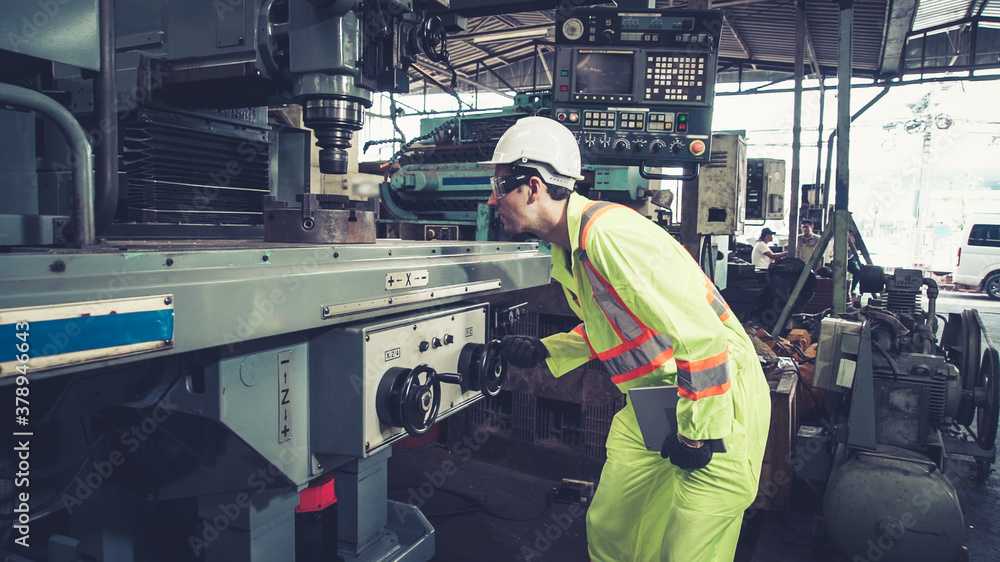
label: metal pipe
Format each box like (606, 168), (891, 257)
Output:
(0, 82), (94, 246)
(772, 224), (834, 335)
(815, 77), (825, 229)
(789, 0), (805, 258)
(833, 0), (854, 314)
(923, 277), (939, 343)
(95, 0), (119, 234)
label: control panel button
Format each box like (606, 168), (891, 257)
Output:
(418, 341), (430, 352)
(689, 140), (706, 156)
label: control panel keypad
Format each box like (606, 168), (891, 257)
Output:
(584, 111), (617, 129)
(647, 113), (674, 131)
(644, 55), (706, 102)
(619, 113), (645, 130)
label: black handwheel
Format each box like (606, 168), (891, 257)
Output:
(376, 364), (441, 436)
(479, 339), (507, 397)
(976, 348), (1000, 450)
(458, 340), (508, 398)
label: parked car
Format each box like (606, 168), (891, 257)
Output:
(954, 213), (1000, 299)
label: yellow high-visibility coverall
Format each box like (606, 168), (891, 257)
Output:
(542, 194), (771, 561)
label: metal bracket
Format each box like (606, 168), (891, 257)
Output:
(52, 217), (69, 244)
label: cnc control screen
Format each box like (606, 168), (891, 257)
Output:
(575, 52), (634, 95)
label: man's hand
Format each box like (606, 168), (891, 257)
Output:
(499, 335), (549, 369)
(660, 433), (713, 470)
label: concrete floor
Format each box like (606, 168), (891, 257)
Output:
(384, 291), (1000, 562)
(387, 435), (1000, 562)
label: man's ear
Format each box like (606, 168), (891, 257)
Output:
(526, 175), (546, 202)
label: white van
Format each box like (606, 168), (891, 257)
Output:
(954, 213), (1000, 299)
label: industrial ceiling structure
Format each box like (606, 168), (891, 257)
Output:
(412, 0), (1000, 95)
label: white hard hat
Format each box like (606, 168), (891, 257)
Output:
(479, 116), (584, 189)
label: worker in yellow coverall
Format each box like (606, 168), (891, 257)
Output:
(482, 117), (771, 561)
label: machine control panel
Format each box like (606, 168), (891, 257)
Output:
(552, 8), (722, 169)
(362, 304), (487, 455)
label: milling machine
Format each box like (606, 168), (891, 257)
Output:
(0, 1), (564, 561)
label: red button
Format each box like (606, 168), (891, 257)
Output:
(689, 140), (706, 155)
(560, 85), (568, 92)
(678, 122), (687, 132)
(557, 113), (566, 121)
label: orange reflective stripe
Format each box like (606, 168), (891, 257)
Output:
(579, 201), (619, 251)
(610, 347), (675, 384)
(604, 333), (674, 379)
(676, 347), (729, 372)
(678, 379), (732, 400)
(576, 198), (675, 387)
(704, 276), (732, 322)
(677, 349), (732, 400)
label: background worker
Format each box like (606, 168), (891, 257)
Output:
(483, 117), (771, 562)
(752, 227), (786, 279)
(796, 219), (821, 268)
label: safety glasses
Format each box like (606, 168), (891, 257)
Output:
(490, 173), (529, 201)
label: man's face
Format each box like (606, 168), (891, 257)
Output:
(801, 223), (813, 236)
(487, 165), (531, 235)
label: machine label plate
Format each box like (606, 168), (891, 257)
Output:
(0, 294), (175, 376)
(384, 347), (401, 362)
(278, 350), (292, 443)
(385, 270), (429, 290)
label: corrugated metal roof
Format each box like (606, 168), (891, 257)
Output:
(912, 0), (977, 31)
(413, 0), (1000, 92)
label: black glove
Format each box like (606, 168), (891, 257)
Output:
(499, 335), (549, 369)
(660, 433), (713, 470)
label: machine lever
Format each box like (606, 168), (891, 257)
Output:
(435, 372), (464, 386)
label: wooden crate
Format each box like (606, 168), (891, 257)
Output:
(753, 371), (798, 511)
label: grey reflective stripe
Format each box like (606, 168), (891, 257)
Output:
(584, 265), (645, 340)
(578, 201), (618, 249)
(603, 332), (674, 376)
(708, 289), (728, 318)
(677, 359), (732, 393)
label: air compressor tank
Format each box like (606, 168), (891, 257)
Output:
(824, 446), (964, 562)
